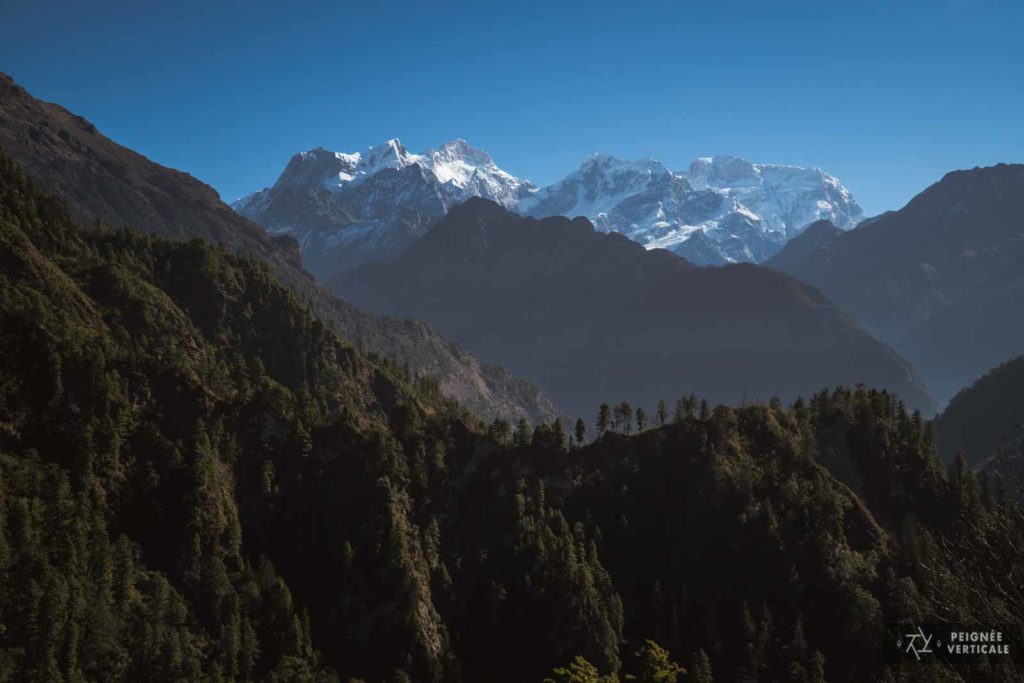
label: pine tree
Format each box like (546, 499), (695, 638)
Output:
(514, 418), (532, 448)
(551, 418), (567, 450)
(656, 400), (668, 427)
(636, 408), (648, 432)
(488, 418), (512, 446)
(597, 404), (612, 437)
(575, 418), (587, 447)
(619, 402), (634, 434)
(690, 649), (713, 683)
(685, 394), (697, 418)
(808, 650), (826, 683)
(631, 639), (684, 683)
(673, 398), (686, 424)
(544, 655), (604, 683)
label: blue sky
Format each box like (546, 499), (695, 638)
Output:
(2, 0), (1022, 215)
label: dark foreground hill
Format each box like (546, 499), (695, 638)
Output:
(0, 72), (557, 424)
(331, 199), (935, 417)
(1, 152), (1020, 681)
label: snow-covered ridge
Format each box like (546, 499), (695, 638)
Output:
(233, 141), (863, 277)
(518, 153), (864, 265)
(236, 138), (534, 212)
(232, 139), (537, 278)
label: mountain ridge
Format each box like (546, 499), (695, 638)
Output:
(330, 198), (935, 417)
(235, 140), (863, 279)
(768, 162), (1024, 403)
(0, 72), (559, 424)
(765, 218), (844, 273)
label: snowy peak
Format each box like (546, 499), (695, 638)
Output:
(684, 155), (862, 234)
(687, 155), (759, 188)
(518, 153), (683, 223)
(428, 138), (495, 168)
(574, 153), (675, 184)
(231, 138), (535, 278)
(520, 152), (864, 265)
(274, 147), (356, 191)
(246, 139), (449, 193)
(238, 138), (529, 206)
(353, 138), (417, 178)
(420, 138), (535, 204)
(234, 140), (864, 278)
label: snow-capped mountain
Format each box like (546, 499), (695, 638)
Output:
(233, 139), (535, 278)
(235, 141), (862, 277)
(519, 154), (863, 265)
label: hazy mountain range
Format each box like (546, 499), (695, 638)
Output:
(330, 198), (933, 416)
(234, 139), (863, 278)
(10, 66), (1017, 417)
(767, 163), (1024, 403)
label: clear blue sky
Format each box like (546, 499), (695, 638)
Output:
(2, 0), (1022, 215)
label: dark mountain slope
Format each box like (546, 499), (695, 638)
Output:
(934, 355), (1024, 465)
(905, 256), (1024, 402)
(765, 218), (844, 273)
(770, 164), (1024, 403)
(0, 72), (557, 424)
(774, 164), (1024, 339)
(0, 74), (295, 263)
(331, 199), (935, 416)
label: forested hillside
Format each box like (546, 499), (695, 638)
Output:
(0, 152), (1021, 681)
(0, 72), (558, 427)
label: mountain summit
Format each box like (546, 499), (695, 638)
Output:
(232, 138), (535, 277)
(521, 154), (863, 265)
(236, 143), (863, 279)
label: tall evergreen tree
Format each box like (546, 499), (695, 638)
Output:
(656, 400), (668, 427)
(597, 404), (611, 437)
(575, 418), (587, 447)
(690, 649), (713, 683)
(636, 408), (648, 432)
(673, 398), (686, 424)
(514, 418), (533, 448)
(619, 403), (634, 434)
(631, 640), (684, 683)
